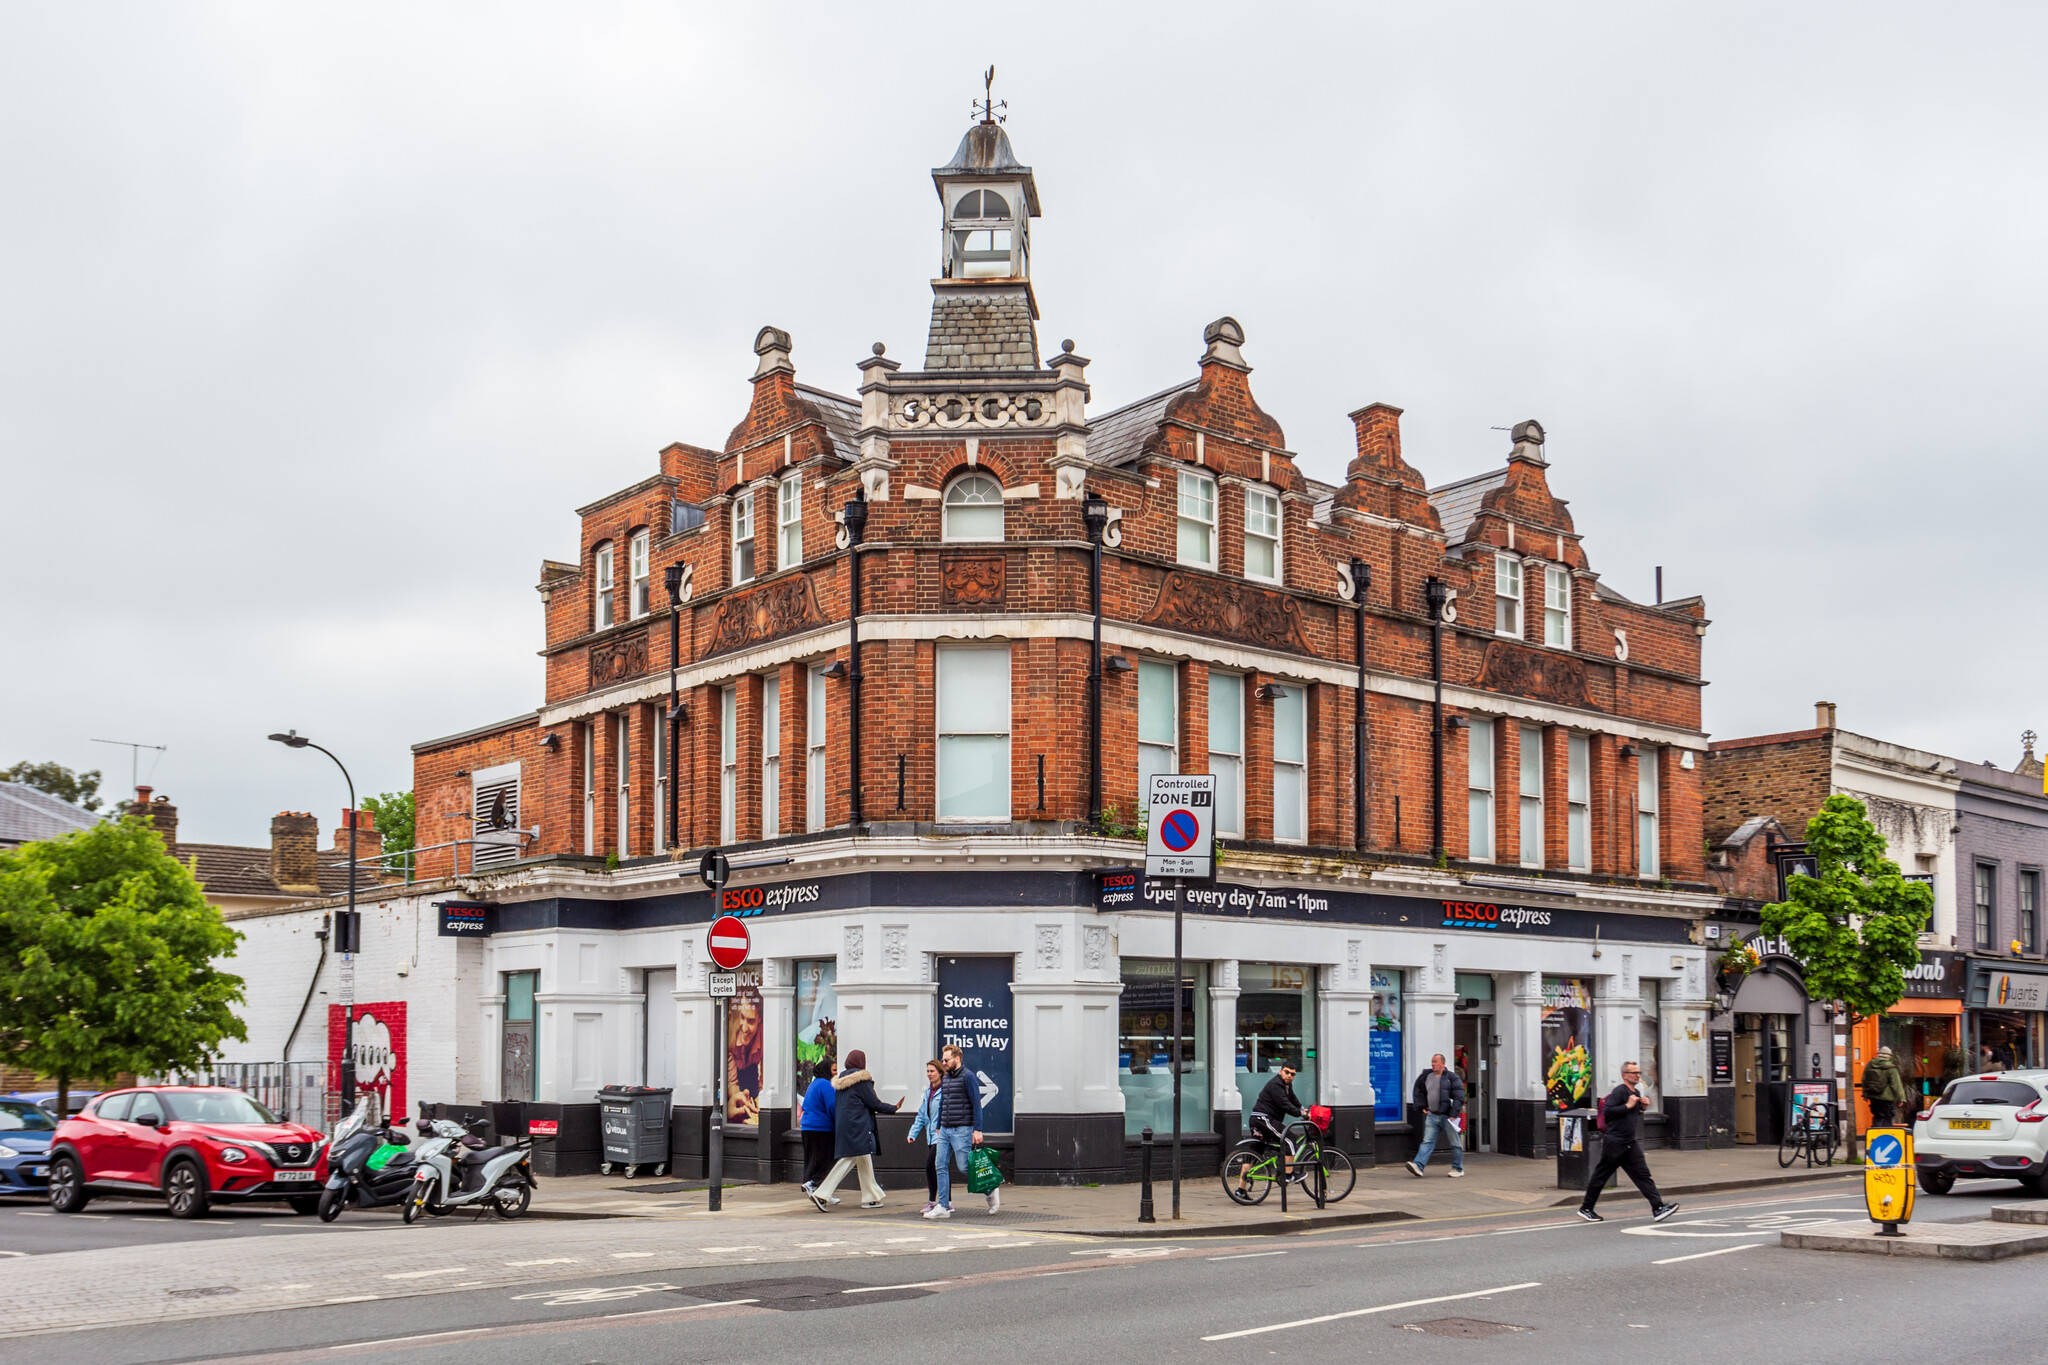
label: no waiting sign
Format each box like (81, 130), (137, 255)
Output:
(1144, 772), (1216, 880)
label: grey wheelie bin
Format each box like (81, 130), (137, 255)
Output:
(598, 1086), (673, 1177)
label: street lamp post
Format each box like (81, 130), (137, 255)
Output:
(268, 729), (358, 1110)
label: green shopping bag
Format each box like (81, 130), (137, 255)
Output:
(966, 1145), (1004, 1195)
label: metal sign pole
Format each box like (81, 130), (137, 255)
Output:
(708, 995), (725, 1212)
(1172, 875), (1184, 1221)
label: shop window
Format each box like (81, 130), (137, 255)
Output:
(806, 665), (829, 832)
(937, 646), (1011, 820)
(732, 493), (756, 585)
(1637, 746), (1659, 879)
(778, 474), (803, 569)
(628, 529), (650, 618)
(1270, 683), (1306, 844)
(592, 541), (615, 630)
(1544, 565), (1572, 648)
(1467, 718), (1494, 862)
(1541, 976), (1594, 1109)
(1243, 487), (1281, 583)
(1495, 554), (1522, 636)
(1208, 671), (1244, 838)
(2022, 870), (2040, 954)
(1638, 979), (1662, 1113)
(1567, 734), (1590, 870)
(1236, 962), (1317, 1123)
(794, 960), (838, 1097)
(502, 970), (538, 1102)
(719, 685), (737, 845)
(761, 674), (781, 840)
(1118, 960), (1210, 1136)
(942, 473), (1004, 542)
(614, 713), (631, 857)
(1976, 863), (1996, 950)
(1519, 724), (1544, 868)
(1878, 1014), (1962, 1109)
(1370, 969), (1404, 1122)
(1177, 470), (1215, 569)
(1137, 660), (1178, 793)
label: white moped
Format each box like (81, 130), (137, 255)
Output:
(402, 1117), (536, 1222)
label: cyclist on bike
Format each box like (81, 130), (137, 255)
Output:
(1246, 1061), (1307, 1185)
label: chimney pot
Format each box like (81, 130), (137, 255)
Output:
(134, 784), (152, 805)
(1816, 701), (1838, 730)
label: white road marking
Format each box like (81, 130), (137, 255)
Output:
(331, 1326), (489, 1349)
(844, 1280), (950, 1292)
(610, 1252), (656, 1259)
(14, 1211), (50, 1217)
(512, 1282), (678, 1307)
(325, 1295), (378, 1303)
(697, 1245), (763, 1253)
(1653, 1244), (1761, 1265)
(276, 1283), (312, 1289)
(1209, 1251), (1288, 1261)
(599, 1299), (755, 1321)
(506, 1258), (579, 1266)
(885, 1236), (926, 1243)
(1203, 1282), (1543, 1342)
(0, 1250), (27, 1257)
(1622, 1208), (1860, 1239)
(798, 1241), (844, 1248)
(384, 1267), (468, 1279)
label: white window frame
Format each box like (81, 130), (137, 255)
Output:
(719, 685), (737, 846)
(1567, 733), (1590, 871)
(1243, 486), (1281, 584)
(807, 665), (829, 833)
(1637, 746), (1659, 879)
(1136, 659), (1178, 795)
(1544, 564), (1572, 649)
(614, 712), (631, 857)
(732, 494), (756, 585)
(761, 674), (781, 840)
(652, 704), (668, 854)
(1270, 682), (1306, 845)
(778, 475), (803, 570)
(1177, 470), (1216, 569)
(593, 542), (615, 631)
(1467, 717), (1494, 863)
(581, 720), (597, 856)
(941, 473), (1005, 543)
(628, 529), (650, 619)
(1208, 670), (1245, 839)
(936, 645), (1012, 821)
(1518, 723), (1544, 869)
(1495, 554), (1523, 638)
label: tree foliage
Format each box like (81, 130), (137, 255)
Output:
(2, 761), (103, 811)
(1761, 794), (1933, 1025)
(361, 790), (415, 878)
(0, 818), (246, 1111)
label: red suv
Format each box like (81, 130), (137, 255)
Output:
(47, 1086), (329, 1218)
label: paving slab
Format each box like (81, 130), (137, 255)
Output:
(1991, 1199), (2048, 1225)
(1780, 1217), (2048, 1260)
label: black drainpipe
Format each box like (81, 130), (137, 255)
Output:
(1351, 558), (1371, 851)
(843, 493), (870, 828)
(1424, 575), (1448, 862)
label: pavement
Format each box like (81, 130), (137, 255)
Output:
(1781, 1199), (2048, 1259)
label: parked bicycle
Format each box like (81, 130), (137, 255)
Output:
(1779, 1100), (1840, 1168)
(1222, 1106), (1355, 1206)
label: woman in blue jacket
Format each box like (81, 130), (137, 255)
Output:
(905, 1059), (944, 1214)
(799, 1059), (837, 1195)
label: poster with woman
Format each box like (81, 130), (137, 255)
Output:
(724, 966), (764, 1126)
(1541, 976), (1594, 1109)
(794, 959), (838, 1083)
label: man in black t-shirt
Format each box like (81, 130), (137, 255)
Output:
(1576, 1061), (1680, 1223)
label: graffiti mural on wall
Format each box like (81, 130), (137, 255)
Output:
(329, 1001), (408, 1126)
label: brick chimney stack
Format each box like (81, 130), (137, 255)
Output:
(270, 812), (321, 894)
(332, 809), (384, 865)
(127, 786), (179, 850)
(1815, 700), (1838, 731)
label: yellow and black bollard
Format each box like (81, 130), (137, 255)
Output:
(1863, 1127), (1916, 1237)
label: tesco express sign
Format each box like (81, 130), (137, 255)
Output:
(1440, 899), (1556, 932)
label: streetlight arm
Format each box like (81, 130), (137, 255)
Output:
(298, 741), (355, 811)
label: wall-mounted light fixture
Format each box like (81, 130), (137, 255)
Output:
(1105, 656), (1134, 674)
(1618, 743), (1638, 759)
(821, 660), (848, 680)
(1255, 683), (1284, 701)
(1445, 716), (1470, 732)
(538, 734), (561, 753)
(666, 703), (689, 724)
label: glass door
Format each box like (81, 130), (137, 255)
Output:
(502, 970), (538, 1101)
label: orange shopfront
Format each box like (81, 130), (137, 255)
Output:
(1851, 950), (1965, 1131)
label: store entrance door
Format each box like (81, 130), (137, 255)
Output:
(1734, 1033), (1759, 1144)
(1454, 1014), (1493, 1153)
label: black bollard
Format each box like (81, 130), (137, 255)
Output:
(1138, 1127), (1156, 1223)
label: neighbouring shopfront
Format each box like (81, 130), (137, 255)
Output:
(1703, 928), (1818, 1148)
(1117, 959), (1207, 1136)
(1966, 962), (2048, 1072)
(1853, 949), (1966, 1130)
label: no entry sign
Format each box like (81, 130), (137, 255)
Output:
(1144, 772), (1216, 880)
(708, 914), (752, 970)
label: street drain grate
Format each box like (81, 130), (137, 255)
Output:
(167, 1286), (239, 1300)
(1397, 1318), (1530, 1339)
(676, 1277), (935, 1312)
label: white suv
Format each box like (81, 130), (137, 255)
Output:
(1912, 1070), (2048, 1196)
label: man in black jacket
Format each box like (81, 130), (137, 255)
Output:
(1576, 1061), (1680, 1222)
(1243, 1062), (1306, 1187)
(1405, 1053), (1467, 1177)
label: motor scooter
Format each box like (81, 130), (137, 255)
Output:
(318, 1098), (418, 1221)
(403, 1117), (536, 1222)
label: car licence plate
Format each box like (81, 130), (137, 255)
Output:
(273, 1169), (318, 1181)
(24, 1166), (44, 1179)
(1949, 1118), (1991, 1130)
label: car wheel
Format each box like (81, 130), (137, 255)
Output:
(1917, 1170), (1955, 1196)
(2019, 1173), (2047, 1199)
(47, 1155), (90, 1214)
(288, 1195), (321, 1216)
(164, 1159), (211, 1219)
(317, 1186), (345, 1222)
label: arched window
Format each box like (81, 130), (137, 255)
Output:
(942, 473), (1004, 542)
(953, 189), (1011, 220)
(949, 189), (1017, 279)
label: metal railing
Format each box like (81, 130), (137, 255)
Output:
(156, 1062), (331, 1128)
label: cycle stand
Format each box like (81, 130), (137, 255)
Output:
(1278, 1149), (1328, 1213)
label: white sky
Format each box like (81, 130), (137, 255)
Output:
(5, 5), (2044, 843)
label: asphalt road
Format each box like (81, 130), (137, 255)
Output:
(16, 1177), (2040, 1365)
(0, 1196), (408, 1255)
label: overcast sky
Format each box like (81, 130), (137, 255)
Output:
(5, 6), (2044, 844)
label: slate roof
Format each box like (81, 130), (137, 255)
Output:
(1088, 380), (1198, 468)
(795, 384), (862, 461)
(0, 782), (102, 846)
(176, 843), (363, 901)
(1427, 468), (1507, 545)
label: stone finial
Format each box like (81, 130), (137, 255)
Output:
(752, 326), (795, 380)
(1509, 419), (1548, 466)
(1201, 316), (1249, 372)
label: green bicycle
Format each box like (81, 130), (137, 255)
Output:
(1222, 1116), (1355, 1206)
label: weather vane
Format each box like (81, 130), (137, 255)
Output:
(973, 65), (1007, 125)
(2025, 729), (2038, 756)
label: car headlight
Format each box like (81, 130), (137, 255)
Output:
(219, 1147), (247, 1163)
(0, 1142), (20, 1157)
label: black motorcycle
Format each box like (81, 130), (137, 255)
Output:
(318, 1099), (418, 1221)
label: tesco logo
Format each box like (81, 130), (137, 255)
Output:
(719, 882), (822, 916)
(1439, 900), (1553, 931)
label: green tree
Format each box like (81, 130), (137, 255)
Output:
(0, 818), (246, 1114)
(360, 790), (416, 880)
(2, 761), (103, 812)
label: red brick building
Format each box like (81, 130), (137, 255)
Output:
(257, 112), (1722, 1181)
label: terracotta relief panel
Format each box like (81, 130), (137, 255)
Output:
(707, 574), (828, 657)
(1138, 571), (1313, 655)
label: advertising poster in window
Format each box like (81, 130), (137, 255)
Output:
(1541, 977), (1594, 1108)
(1369, 969), (1404, 1122)
(794, 960), (838, 1086)
(724, 965), (764, 1126)
(937, 956), (1013, 1132)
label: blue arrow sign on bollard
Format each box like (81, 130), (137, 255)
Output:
(1868, 1134), (1903, 1168)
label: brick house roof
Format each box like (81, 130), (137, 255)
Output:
(175, 842), (360, 901)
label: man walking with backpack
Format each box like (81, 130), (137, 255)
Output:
(1576, 1060), (1680, 1223)
(1405, 1053), (1466, 1178)
(1862, 1046), (1909, 1128)
(924, 1043), (998, 1219)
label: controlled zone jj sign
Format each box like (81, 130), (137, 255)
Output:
(1144, 772), (1216, 880)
